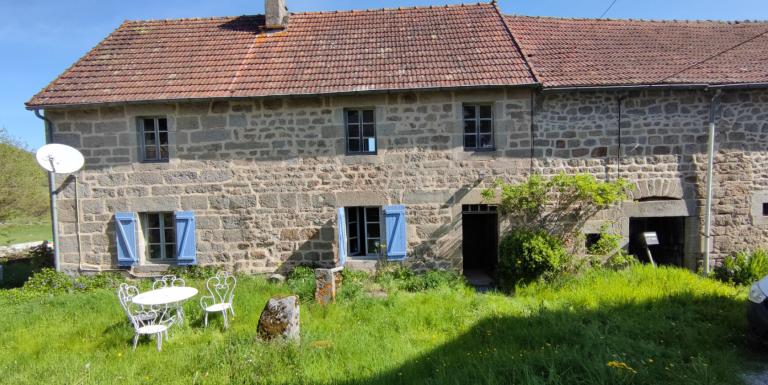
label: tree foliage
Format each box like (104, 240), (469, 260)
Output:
(483, 173), (632, 247)
(0, 128), (49, 222)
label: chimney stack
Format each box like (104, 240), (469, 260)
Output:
(265, 0), (289, 29)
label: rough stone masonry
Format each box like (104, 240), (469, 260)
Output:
(43, 87), (768, 274)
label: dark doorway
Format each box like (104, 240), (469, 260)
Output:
(628, 216), (685, 267)
(462, 205), (499, 275)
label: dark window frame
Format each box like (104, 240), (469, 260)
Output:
(344, 109), (377, 155)
(585, 233), (602, 251)
(763, 202), (768, 216)
(462, 104), (495, 151)
(345, 206), (382, 257)
(138, 116), (170, 163)
(141, 212), (176, 262)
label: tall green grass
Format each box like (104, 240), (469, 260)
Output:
(0, 266), (760, 384)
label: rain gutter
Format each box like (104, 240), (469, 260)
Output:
(32, 109), (60, 272)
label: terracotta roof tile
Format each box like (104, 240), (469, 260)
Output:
(27, 3), (535, 108)
(505, 15), (768, 88)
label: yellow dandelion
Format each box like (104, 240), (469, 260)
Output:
(607, 361), (637, 374)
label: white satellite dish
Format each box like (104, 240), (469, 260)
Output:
(35, 144), (85, 174)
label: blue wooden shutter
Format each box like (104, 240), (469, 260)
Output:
(337, 207), (347, 266)
(384, 205), (407, 260)
(115, 212), (138, 266)
(175, 211), (197, 265)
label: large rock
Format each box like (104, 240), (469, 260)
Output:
(256, 296), (300, 342)
(314, 267), (343, 305)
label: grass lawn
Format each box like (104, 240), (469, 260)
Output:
(0, 220), (51, 245)
(0, 265), (762, 385)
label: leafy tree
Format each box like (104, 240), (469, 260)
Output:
(484, 173), (632, 287)
(483, 173), (632, 251)
(0, 128), (49, 223)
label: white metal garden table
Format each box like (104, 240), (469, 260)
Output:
(132, 286), (198, 325)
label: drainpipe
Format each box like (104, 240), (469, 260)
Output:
(703, 90), (722, 275)
(33, 109), (60, 272)
(616, 95), (626, 179)
(529, 91), (536, 174)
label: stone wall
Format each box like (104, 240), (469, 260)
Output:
(44, 87), (768, 274)
(531, 89), (768, 267)
(46, 89), (531, 273)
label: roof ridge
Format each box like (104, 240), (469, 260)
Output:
(297, 2), (492, 15)
(492, 2), (539, 84)
(123, 2), (494, 24)
(124, 15), (258, 24)
(504, 14), (768, 24)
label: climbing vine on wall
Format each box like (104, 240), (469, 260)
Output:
(482, 173), (632, 248)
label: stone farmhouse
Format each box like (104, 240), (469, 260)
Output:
(26, 0), (768, 276)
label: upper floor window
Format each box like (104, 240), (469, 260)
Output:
(139, 117), (169, 162)
(463, 104), (494, 151)
(345, 109), (376, 155)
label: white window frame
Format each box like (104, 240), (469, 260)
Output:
(141, 212), (176, 262)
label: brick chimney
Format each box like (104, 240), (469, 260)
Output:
(264, 0), (289, 29)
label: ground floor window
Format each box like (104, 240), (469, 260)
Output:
(346, 206), (381, 257)
(141, 212), (176, 261)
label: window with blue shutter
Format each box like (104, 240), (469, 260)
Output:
(175, 211), (197, 265)
(384, 205), (407, 260)
(115, 212), (138, 266)
(337, 207), (347, 266)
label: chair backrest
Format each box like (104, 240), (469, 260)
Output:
(152, 275), (186, 290)
(117, 283), (156, 331)
(205, 271), (236, 305)
(117, 283), (140, 317)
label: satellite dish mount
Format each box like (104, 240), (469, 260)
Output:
(35, 143), (86, 273)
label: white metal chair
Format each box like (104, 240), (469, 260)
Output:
(152, 275), (187, 323)
(117, 283), (174, 351)
(200, 272), (237, 329)
(152, 275), (186, 289)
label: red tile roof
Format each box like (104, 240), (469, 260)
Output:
(27, 3), (536, 108)
(505, 15), (768, 88)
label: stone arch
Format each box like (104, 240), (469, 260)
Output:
(628, 179), (685, 201)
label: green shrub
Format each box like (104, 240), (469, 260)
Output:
(338, 269), (368, 301)
(286, 266), (316, 301)
(587, 228), (622, 257)
(73, 272), (125, 291)
(11, 268), (127, 299)
(167, 265), (222, 280)
(713, 250), (768, 285)
(22, 268), (73, 294)
(372, 265), (464, 292)
(582, 225), (638, 271)
(401, 270), (465, 292)
(498, 229), (569, 289)
(604, 250), (639, 270)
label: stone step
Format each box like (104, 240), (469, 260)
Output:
(130, 264), (172, 278)
(344, 259), (378, 273)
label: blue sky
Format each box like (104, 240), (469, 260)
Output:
(2, 0), (766, 149)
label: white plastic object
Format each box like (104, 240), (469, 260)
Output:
(750, 276), (768, 304)
(35, 144), (84, 174)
